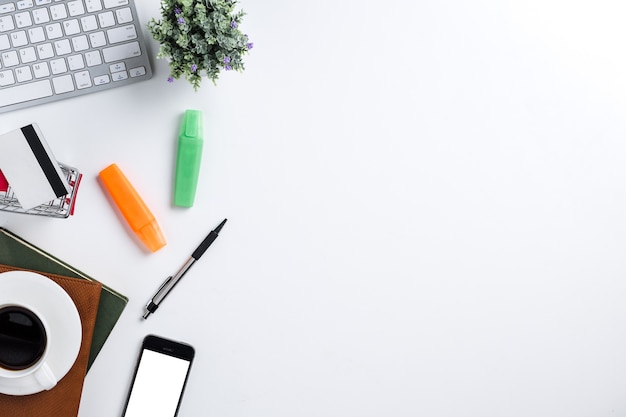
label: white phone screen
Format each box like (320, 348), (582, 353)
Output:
(123, 349), (192, 417)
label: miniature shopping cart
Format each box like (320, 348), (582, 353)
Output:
(0, 163), (82, 218)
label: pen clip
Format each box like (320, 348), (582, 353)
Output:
(147, 275), (174, 309)
(156, 276), (173, 294)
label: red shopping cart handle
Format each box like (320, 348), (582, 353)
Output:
(0, 170), (8, 192)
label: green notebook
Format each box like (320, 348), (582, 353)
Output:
(0, 227), (128, 372)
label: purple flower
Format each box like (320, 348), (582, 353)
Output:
(167, 76), (174, 83)
(174, 7), (181, 14)
(177, 16), (185, 24)
(191, 64), (198, 72)
(225, 65), (232, 71)
(223, 56), (231, 64)
(230, 20), (237, 28)
(246, 42), (253, 50)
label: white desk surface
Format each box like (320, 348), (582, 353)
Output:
(2, 0), (626, 416)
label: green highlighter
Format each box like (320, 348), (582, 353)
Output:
(174, 109), (204, 207)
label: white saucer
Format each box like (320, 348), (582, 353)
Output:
(0, 270), (82, 396)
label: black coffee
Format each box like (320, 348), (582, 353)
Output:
(0, 306), (47, 371)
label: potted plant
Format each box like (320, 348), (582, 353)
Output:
(148, 0), (253, 91)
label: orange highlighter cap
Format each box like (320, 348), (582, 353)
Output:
(99, 163), (166, 252)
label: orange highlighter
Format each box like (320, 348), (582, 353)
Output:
(99, 163), (166, 252)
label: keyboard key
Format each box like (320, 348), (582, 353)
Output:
(15, 65), (32, 82)
(28, 26), (45, 42)
(53, 38), (70, 54)
(10, 30), (27, 46)
(14, 11), (32, 27)
(0, 69), (16, 86)
(107, 24), (136, 44)
(0, 80), (53, 107)
(0, 16), (15, 31)
(49, 57), (66, 73)
(109, 62), (124, 72)
(71, 34), (88, 50)
(16, 0), (34, 10)
(32, 8), (49, 23)
(111, 70), (127, 81)
(32, 61), (50, 78)
(103, 0), (127, 8)
(85, 0), (102, 13)
(93, 74), (109, 85)
(74, 70), (91, 88)
(0, 4), (16, 14)
(52, 74), (73, 93)
(0, 34), (9, 49)
(63, 18), (80, 35)
(115, 7), (132, 24)
(36, 42), (53, 58)
(84, 50), (101, 66)
(98, 10), (114, 27)
(89, 30), (105, 47)
(102, 40), (139, 62)
(67, 54), (84, 70)
(2, 50), (19, 66)
(45, 22), (63, 39)
(49, 3), (66, 20)
(19, 46), (36, 62)
(67, 0), (84, 16)
(129, 65), (145, 77)
(80, 14), (96, 31)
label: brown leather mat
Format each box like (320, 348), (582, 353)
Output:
(0, 265), (102, 417)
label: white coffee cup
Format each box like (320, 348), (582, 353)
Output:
(0, 303), (57, 390)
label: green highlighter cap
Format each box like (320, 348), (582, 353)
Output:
(174, 109), (204, 207)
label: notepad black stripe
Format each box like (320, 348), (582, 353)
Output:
(21, 125), (67, 197)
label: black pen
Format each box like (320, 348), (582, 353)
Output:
(142, 218), (227, 319)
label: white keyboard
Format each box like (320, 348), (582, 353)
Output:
(0, 0), (152, 114)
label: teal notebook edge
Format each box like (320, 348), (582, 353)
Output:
(0, 227), (128, 372)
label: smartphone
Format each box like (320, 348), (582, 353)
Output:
(121, 335), (195, 417)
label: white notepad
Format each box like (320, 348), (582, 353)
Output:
(0, 124), (70, 210)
